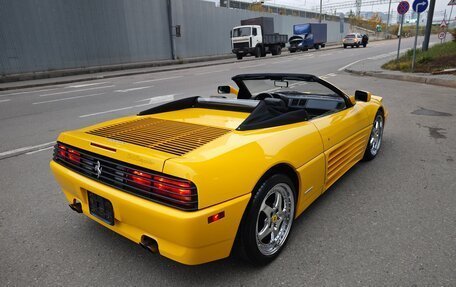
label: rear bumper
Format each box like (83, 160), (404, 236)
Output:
(50, 160), (250, 265)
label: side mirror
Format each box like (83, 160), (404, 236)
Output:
(354, 90), (371, 102)
(218, 86), (231, 94)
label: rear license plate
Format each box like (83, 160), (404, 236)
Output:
(88, 191), (114, 225)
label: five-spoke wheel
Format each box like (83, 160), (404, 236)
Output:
(237, 174), (296, 265)
(363, 110), (384, 161)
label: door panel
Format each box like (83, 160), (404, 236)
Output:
(310, 104), (371, 190)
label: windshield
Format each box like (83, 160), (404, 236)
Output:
(233, 27), (251, 37)
(242, 79), (338, 97)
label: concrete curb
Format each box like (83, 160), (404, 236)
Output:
(0, 43), (344, 91)
(345, 68), (456, 89)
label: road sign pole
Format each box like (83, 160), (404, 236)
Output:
(397, 14), (405, 61)
(411, 12), (421, 72)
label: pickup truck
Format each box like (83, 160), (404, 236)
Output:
(231, 17), (288, 60)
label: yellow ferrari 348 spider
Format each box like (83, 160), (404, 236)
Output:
(50, 73), (387, 265)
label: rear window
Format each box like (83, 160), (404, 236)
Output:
(345, 34), (355, 38)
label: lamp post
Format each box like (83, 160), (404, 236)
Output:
(319, 0), (322, 23)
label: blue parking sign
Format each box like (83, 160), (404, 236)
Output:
(412, 0), (428, 13)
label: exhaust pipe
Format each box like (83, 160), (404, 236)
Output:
(140, 235), (159, 254)
(69, 199), (82, 213)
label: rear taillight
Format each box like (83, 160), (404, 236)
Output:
(127, 169), (197, 208)
(57, 144), (80, 165)
(54, 142), (198, 210)
(67, 148), (81, 164)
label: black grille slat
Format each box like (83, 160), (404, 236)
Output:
(53, 143), (198, 210)
(86, 118), (231, 156)
(233, 42), (249, 49)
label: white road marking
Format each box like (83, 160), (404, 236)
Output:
(195, 69), (229, 76)
(79, 94), (177, 118)
(337, 59), (364, 71)
(115, 86), (153, 93)
(0, 141), (55, 158)
(135, 94), (177, 104)
(0, 99), (11, 103)
(26, 146), (54, 155)
(326, 73), (337, 77)
(133, 76), (183, 84)
(239, 63), (265, 69)
(67, 82), (109, 88)
(39, 85), (114, 97)
(0, 88), (58, 98)
(32, 93), (105, 105)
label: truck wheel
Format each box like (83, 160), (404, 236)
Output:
(314, 44), (320, 50)
(321, 44), (326, 48)
(271, 46), (278, 56)
(236, 54), (243, 60)
(343, 44), (347, 49)
(276, 46), (282, 55)
(260, 48), (266, 57)
(254, 47), (261, 58)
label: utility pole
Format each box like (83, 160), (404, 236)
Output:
(422, 0), (436, 51)
(386, 0), (392, 37)
(319, 0), (322, 23)
(226, 0), (230, 8)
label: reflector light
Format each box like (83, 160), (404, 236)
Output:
(208, 211), (225, 224)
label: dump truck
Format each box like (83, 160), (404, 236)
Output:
(231, 17), (288, 60)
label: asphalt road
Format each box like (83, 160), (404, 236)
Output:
(1, 37), (455, 286)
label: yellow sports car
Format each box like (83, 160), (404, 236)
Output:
(50, 73), (387, 265)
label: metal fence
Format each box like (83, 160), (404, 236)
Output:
(0, 0), (349, 75)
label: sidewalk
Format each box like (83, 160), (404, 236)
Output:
(0, 42), (347, 91)
(344, 54), (456, 89)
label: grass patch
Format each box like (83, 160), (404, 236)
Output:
(382, 41), (456, 73)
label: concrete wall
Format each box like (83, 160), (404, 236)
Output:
(0, 0), (349, 75)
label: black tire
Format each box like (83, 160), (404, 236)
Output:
(271, 46), (278, 56)
(314, 44), (320, 50)
(321, 44), (326, 48)
(260, 48), (266, 57)
(356, 43), (360, 48)
(276, 46), (282, 55)
(343, 44), (347, 49)
(254, 46), (261, 58)
(303, 47), (308, 51)
(236, 54), (243, 60)
(362, 110), (384, 161)
(237, 174), (296, 265)
(289, 49), (296, 53)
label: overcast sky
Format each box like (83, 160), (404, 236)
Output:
(213, 0), (454, 20)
